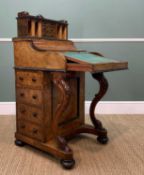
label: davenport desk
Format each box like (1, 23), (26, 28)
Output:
(13, 12), (128, 169)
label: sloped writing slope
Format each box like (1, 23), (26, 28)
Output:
(65, 52), (128, 72)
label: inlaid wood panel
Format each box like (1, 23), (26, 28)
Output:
(13, 41), (66, 70)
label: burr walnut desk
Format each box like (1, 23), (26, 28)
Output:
(13, 12), (128, 169)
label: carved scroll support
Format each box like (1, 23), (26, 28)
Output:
(64, 73), (109, 144)
(52, 72), (74, 158)
(89, 73), (109, 142)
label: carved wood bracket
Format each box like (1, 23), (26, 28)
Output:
(90, 73), (108, 131)
(52, 72), (72, 152)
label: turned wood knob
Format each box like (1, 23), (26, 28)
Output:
(20, 93), (25, 97)
(32, 112), (38, 118)
(20, 109), (26, 114)
(21, 124), (25, 129)
(32, 95), (37, 99)
(19, 77), (24, 81)
(32, 78), (37, 82)
(32, 128), (38, 134)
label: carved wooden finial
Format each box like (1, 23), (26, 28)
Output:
(59, 20), (68, 25)
(18, 11), (29, 17)
(36, 14), (44, 19)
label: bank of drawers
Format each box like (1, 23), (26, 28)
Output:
(16, 70), (45, 141)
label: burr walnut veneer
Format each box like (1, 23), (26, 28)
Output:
(13, 12), (128, 169)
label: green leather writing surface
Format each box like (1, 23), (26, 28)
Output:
(64, 52), (117, 64)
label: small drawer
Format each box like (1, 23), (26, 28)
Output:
(17, 88), (43, 106)
(17, 104), (43, 124)
(16, 71), (44, 88)
(17, 121), (44, 141)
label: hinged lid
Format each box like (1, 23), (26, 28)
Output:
(65, 52), (128, 72)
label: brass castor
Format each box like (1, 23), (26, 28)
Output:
(97, 135), (109, 144)
(60, 159), (75, 169)
(15, 140), (25, 147)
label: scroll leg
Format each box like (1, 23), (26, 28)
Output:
(52, 73), (75, 169)
(90, 73), (109, 144)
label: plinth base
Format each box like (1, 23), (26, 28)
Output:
(15, 123), (108, 169)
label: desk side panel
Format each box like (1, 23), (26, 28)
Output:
(13, 41), (66, 70)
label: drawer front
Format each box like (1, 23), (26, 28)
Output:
(17, 88), (43, 106)
(16, 71), (43, 88)
(17, 121), (44, 141)
(17, 104), (43, 124)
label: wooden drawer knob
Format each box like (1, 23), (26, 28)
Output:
(19, 77), (24, 81)
(21, 124), (25, 129)
(20, 93), (25, 97)
(32, 128), (38, 134)
(32, 112), (38, 118)
(32, 78), (37, 82)
(20, 109), (26, 114)
(32, 95), (37, 99)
